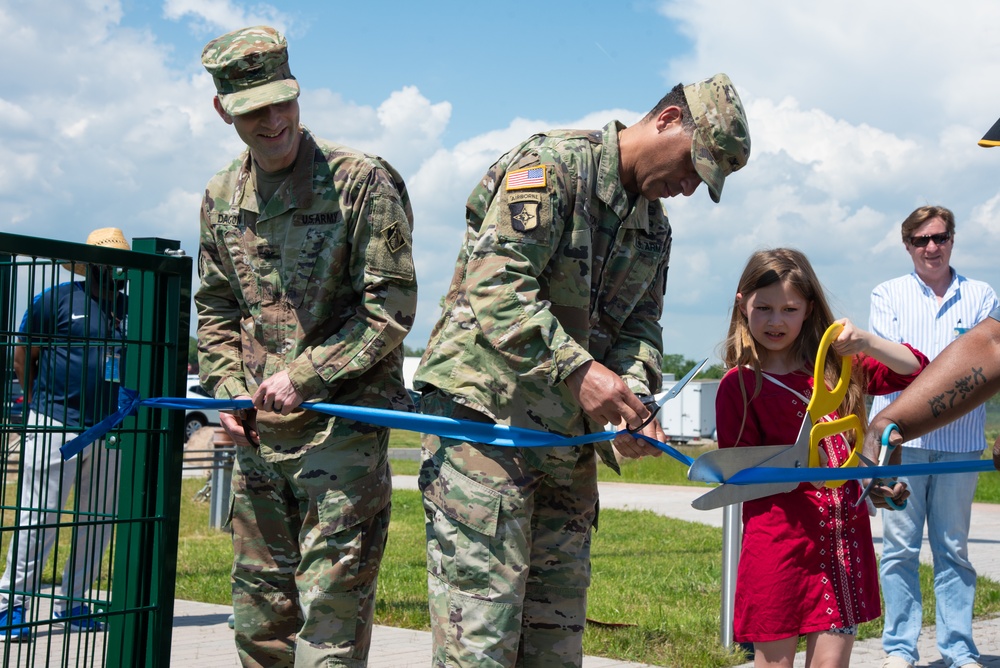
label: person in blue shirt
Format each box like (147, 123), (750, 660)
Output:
(869, 206), (997, 668)
(0, 227), (129, 642)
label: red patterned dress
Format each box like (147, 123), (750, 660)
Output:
(715, 349), (926, 642)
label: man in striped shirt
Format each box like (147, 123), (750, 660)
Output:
(869, 205), (998, 668)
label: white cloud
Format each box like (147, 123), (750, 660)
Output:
(749, 97), (921, 200)
(303, 86), (452, 177)
(5, 0), (1000, 369)
(162, 0), (292, 35)
(659, 0), (1000, 134)
(969, 194), (1000, 234)
(637, 0), (1000, 361)
(0, 1), (460, 347)
(0, 99), (34, 132)
(0, 2), (231, 245)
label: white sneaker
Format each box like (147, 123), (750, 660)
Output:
(879, 657), (914, 668)
(958, 663), (983, 668)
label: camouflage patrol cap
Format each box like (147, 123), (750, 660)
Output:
(201, 25), (300, 116)
(683, 73), (751, 203)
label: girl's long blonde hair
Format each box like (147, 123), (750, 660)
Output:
(722, 248), (867, 439)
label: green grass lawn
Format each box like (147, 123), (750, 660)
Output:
(4, 410), (998, 667)
(183, 400), (1000, 663)
(165, 476), (1000, 667)
(389, 429), (422, 449)
(169, 479), (750, 666)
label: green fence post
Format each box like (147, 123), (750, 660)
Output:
(106, 238), (190, 667)
(0, 231), (191, 666)
(0, 250), (11, 420)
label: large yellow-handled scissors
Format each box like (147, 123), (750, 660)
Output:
(688, 322), (864, 510)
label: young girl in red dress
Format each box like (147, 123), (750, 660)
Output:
(716, 248), (928, 668)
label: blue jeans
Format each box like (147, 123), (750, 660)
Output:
(880, 447), (982, 667)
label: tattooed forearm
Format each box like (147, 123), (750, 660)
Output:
(928, 366), (988, 418)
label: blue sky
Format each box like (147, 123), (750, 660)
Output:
(119, 0), (693, 142)
(4, 0), (1000, 366)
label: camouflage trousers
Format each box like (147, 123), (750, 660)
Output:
(229, 431), (392, 668)
(419, 393), (598, 668)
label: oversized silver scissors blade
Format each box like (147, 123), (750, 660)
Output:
(690, 416), (812, 511)
(687, 444), (794, 483)
(691, 477), (800, 511)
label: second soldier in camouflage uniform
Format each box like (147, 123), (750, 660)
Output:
(414, 74), (751, 667)
(196, 26), (416, 667)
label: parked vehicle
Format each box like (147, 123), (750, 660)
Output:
(185, 375), (220, 441)
(653, 379), (720, 444)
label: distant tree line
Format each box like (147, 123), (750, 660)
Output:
(662, 354), (724, 380)
(189, 336), (198, 374)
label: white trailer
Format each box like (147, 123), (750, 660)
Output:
(655, 379), (720, 443)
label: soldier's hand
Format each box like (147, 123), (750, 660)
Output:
(253, 370), (306, 415)
(221, 396), (258, 447)
(565, 360), (647, 431)
(613, 418), (665, 459)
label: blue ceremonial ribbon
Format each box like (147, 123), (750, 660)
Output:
(60, 388), (696, 466)
(63, 390), (992, 484)
(59, 388), (144, 460)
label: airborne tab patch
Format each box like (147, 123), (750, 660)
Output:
(506, 166), (546, 191)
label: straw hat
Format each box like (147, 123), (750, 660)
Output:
(63, 227), (131, 276)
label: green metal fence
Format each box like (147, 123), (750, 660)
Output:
(0, 231), (192, 667)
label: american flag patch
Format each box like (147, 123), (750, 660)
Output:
(506, 166), (546, 190)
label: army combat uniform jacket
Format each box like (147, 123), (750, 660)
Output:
(196, 127), (417, 463)
(415, 120), (671, 479)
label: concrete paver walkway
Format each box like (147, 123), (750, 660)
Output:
(168, 476), (1000, 667)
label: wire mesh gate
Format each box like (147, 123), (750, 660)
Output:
(0, 231), (192, 667)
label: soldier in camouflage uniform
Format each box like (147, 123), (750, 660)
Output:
(196, 26), (416, 667)
(414, 74), (751, 667)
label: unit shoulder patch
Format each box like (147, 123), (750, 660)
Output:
(381, 220), (407, 254)
(508, 192), (543, 233)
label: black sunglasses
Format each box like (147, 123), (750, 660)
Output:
(909, 232), (951, 248)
